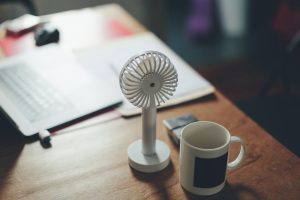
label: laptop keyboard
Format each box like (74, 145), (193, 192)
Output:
(0, 64), (70, 122)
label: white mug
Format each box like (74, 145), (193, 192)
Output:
(180, 121), (246, 196)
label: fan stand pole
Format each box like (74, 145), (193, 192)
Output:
(127, 99), (170, 173)
(142, 101), (156, 155)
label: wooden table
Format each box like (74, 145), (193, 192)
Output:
(0, 4), (299, 200)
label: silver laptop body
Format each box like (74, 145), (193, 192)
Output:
(0, 44), (121, 136)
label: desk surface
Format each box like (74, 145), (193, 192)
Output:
(0, 4), (300, 200)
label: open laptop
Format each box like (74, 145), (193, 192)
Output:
(0, 44), (122, 136)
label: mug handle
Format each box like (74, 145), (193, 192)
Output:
(227, 136), (246, 170)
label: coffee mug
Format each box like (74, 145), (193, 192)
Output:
(180, 121), (246, 196)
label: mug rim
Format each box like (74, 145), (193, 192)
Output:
(181, 121), (231, 152)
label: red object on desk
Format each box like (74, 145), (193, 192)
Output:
(106, 19), (132, 37)
(0, 32), (36, 57)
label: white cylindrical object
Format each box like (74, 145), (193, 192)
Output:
(142, 104), (156, 155)
(217, 0), (248, 37)
(180, 121), (246, 196)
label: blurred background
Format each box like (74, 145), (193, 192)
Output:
(0, 0), (299, 155)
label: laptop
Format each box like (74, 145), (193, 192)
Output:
(0, 44), (122, 136)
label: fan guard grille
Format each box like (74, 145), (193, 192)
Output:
(120, 51), (178, 108)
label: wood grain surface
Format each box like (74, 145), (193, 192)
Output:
(1, 92), (299, 200)
(0, 4), (299, 200)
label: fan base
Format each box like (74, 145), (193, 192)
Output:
(127, 139), (170, 173)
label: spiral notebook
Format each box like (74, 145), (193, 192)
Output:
(77, 32), (215, 116)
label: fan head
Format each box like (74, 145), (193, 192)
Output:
(120, 51), (178, 108)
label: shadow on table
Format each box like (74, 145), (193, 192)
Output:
(0, 113), (25, 196)
(130, 161), (176, 199)
(183, 182), (263, 200)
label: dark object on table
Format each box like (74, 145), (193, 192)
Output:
(34, 24), (59, 46)
(163, 113), (198, 145)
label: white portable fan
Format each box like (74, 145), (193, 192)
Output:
(120, 51), (178, 173)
